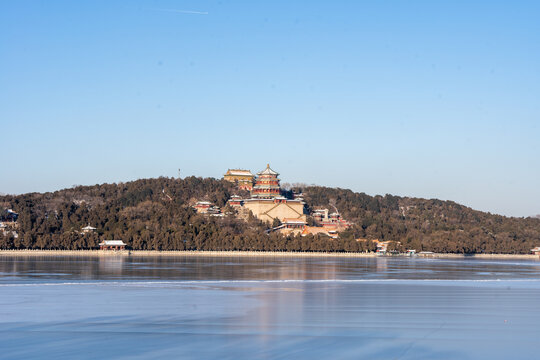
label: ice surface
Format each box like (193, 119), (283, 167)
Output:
(0, 256), (539, 359)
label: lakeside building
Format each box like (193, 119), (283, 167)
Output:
(368, 240), (401, 254)
(355, 239), (390, 253)
(531, 247), (540, 255)
(223, 169), (255, 190)
(374, 240), (391, 254)
(99, 240), (126, 250)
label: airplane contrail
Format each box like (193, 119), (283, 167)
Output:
(152, 8), (209, 15)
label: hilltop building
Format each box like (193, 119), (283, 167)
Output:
(228, 195), (243, 207)
(193, 201), (223, 216)
(223, 169), (255, 190)
(229, 164), (307, 224)
(312, 209), (329, 223)
(312, 208), (352, 229)
(251, 164), (281, 198)
(291, 190), (304, 201)
(193, 201), (213, 213)
(224, 164), (352, 237)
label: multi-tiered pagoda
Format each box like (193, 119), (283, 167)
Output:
(251, 164), (281, 198)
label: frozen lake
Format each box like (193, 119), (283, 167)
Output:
(1, 255), (540, 359)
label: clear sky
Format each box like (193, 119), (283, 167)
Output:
(1, 0), (539, 217)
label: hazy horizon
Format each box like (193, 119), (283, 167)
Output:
(2, 1), (539, 217)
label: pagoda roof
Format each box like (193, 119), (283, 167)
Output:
(99, 240), (126, 246)
(257, 164), (279, 176)
(253, 184), (280, 189)
(225, 169), (254, 176)
(282, 218), (307, 224)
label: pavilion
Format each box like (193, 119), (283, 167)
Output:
(99, 240), (127, 251)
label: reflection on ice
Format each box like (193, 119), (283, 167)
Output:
(1, 255), (540, 283)
(0, 256), (540, 359)
(98, 255), (125, 274)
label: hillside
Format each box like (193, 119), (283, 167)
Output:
(1, 177), (539, 253)
(302, 186), (540, 253)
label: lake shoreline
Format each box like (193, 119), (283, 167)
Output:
(0, 249), (538, 260)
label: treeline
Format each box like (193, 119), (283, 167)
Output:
(0, 177), (373, 252)
(0, 177), (539, 253)
(301, 186), (540, 254)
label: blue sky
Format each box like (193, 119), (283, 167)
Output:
(1, 0), (539, 217)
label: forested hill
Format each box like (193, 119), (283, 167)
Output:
(302, 186), (540, 253)
(0, 177), (266, 251)
(1, 177), (539, 253)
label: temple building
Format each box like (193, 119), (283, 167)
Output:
(312, 208), (352, 229)
(193, 201), (223, 216)
(193, 201), (212, 213)
(241, 164), (306, 224)
(228, 195), (243, 207)
(99, 240), (127, 251)
(221, 164), (353, 238)
(223, 169), (255, 190)
(301, 226), (339, 239)
(251, 164), (281, 198)
(81, 225), (97, 234)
